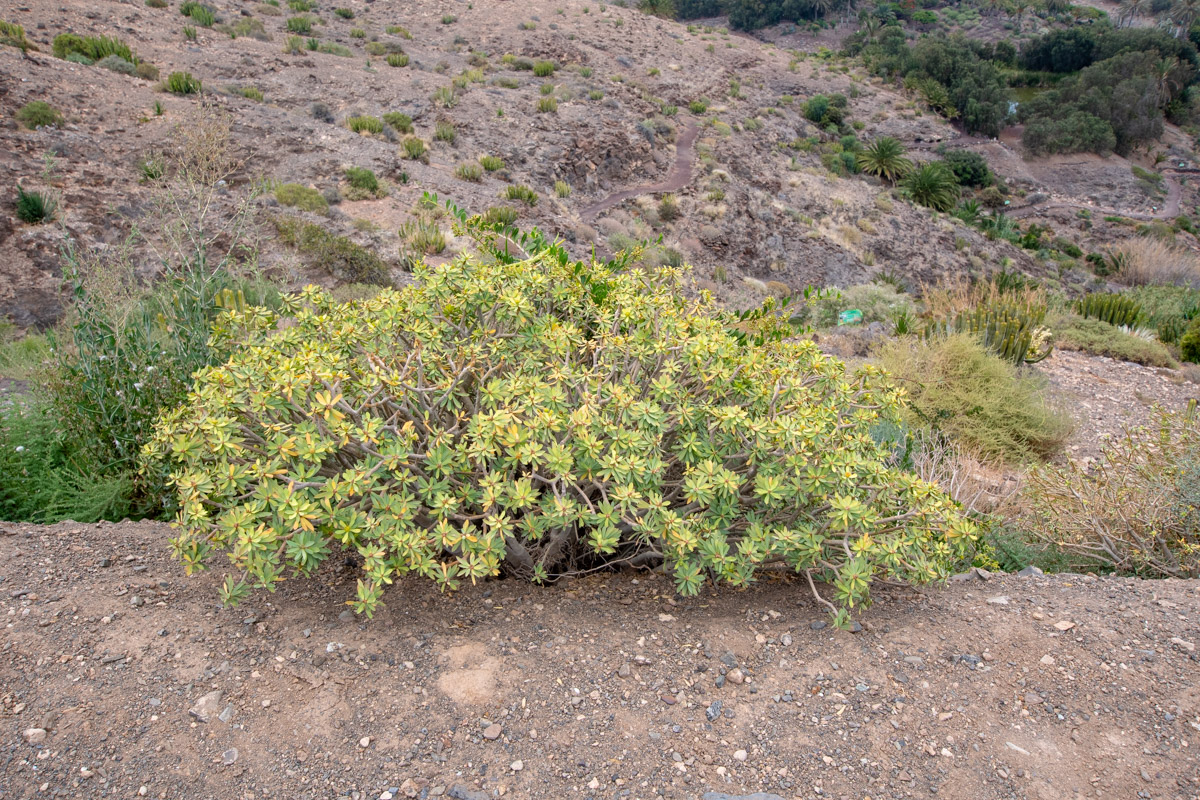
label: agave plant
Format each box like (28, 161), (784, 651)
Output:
(952, 199), (982, 226)
(904, 162), (960, 212)
(856, 137), (913, 183)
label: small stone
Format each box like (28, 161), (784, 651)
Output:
(848, 621), (863, 633)
(217, 704), (234, 724)
(338, 610), (355, 622)
(1016, 565), (1043, 577)
(510, 760), (523, 772)
(810, 620), (826, 630)
(781, 634), (792, 646)
(706, 700), (723, 722)
(660, 694), (677, 705)
(1171, 637), (1195, 652)
(222, 747), (238, 766)
(904, 656), (925, 667)
(617, 663), (631, 678)
(188, 691), (224, 723)
(987, 596), (1010, 605)
(483, 723), (502, 740)
(1040, 655), (1056, 666)
(1053, 620), (1076, 631)
(359, 736), (371, 748)
(714, 674), (726, 689)
(130, 596), (144, 607)
(23, 728), (47, 744)
(1141, 768), (1153, 782)
(719, 652), (738, 668)
(733, 749), (748, 761)
(726, 668), (745, 685)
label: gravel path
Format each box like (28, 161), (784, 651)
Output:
(580, 123), (701, 221)
(2, 520), (1199, 800)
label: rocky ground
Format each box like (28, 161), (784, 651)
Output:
(2, 520), (1199, 800)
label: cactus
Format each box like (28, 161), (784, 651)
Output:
(1075, 293), (1141, 328)
(925, 300), (1052, 365)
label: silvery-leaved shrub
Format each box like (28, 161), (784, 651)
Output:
(146, 213), (976, 624)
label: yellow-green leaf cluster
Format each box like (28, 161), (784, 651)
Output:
(147, 241), (975, 617)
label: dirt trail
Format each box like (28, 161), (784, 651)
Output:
(2, 520), (1200, 800)
(580, 123), (700, 220)
(1008, 171), (1183, 221)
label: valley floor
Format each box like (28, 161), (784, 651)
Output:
(1, 520), (1198, 800)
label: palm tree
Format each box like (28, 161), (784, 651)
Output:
(856, 137), (914, 182)
(1171, 0), (1200, 38)
(904, 162), (961, 212)
(858, 12), (881, 42)
(1153, 56), (1183, 106)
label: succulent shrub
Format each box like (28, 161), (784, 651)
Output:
(386, 25), (413, 38)
(148, 209), (976, 621)
(382, 112), (413, 133)
(16, 186), (57, 224)
(537, 97), (558, 113)
(275, 183), (328, 214)
(456, 163), (483, 182)
(346, 115), (384, 135)
(925, 299), (1052, 366)
(532, 60), (556, 76)
(555, 180), (571, 198)
(165, 71), (202, 95)
(401, 136), (427, 160)
(434, 120), (456, 142)
(479, 155), (505, 172)
(483, 205), (518, 227)
(16, 101), (63, 129)
(504, 184), (538, 206)
(1074, 293), (1141, 328)
(334, 7), (354, 18)
(0, 19), (30, 50)
(286, 15), (312, 33)
(386, 52), (409, 67)
(52, 33), (136, 63)
(689, 99), (709, 114)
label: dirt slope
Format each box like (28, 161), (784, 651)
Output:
(2, 520), (1198, 800)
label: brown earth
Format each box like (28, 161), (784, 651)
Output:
(2, 519), (1200, 800)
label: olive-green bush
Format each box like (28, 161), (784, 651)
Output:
(148, 217), (976, 621)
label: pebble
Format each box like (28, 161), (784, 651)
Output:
(1171, 637), (1195, 652)
(987, 596), (1010, 605)
(1040, 654), (1056, 666)
(222, 747), (238, 766)
(482, 723), (502, 740)
(338, 610), (355, 622)
(781, 634), (792, 646)
(1017, 565), (1044, 577)
(1053, 620), (1076, 631)
(617, 663), (631, 678)
(706, 700), (723, 722)
(188, 691), (224, 723)
(701, 794), (786, 800)
(733, 749), (748, 762)
(726, 668), (745, 685)
(810, 620), (826, 630)
(23, 728), (47, 744)
(510, 760), (523, 772)
(359, 736), (371, 748)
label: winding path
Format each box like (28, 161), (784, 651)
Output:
(579, 123), (700, 221)
(1006, 170), (1183, 221)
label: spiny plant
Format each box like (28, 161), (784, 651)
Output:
(925, 300), (1052, 366)
(456, 163), (483, 182)
(346, 115), (384, 135)
(16, 101), (63, 129)
(1, 19), (31, 50)
(165, 71), (202, 95)
(1075, 293), (1142, 328)
(483, 204), (518, 227)
(904, 162), (959, 212)
(286, 15), (312, 33)
(386, 52), (409, 67)
(537, 96), (558, 113)
(856, 137), (913, 183)
(146, 202), (976, 622)
(401, 136), (427, 160)
(398, 217), (446, 257)
(505, 184), (538, 206)
(16, 185), (57, 224)
(479, 155), (505, 172)
(532, 60), (556, 77)
(434, 120), (456, 143)
(52, 33), (137, 63)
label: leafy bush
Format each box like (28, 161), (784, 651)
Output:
(1181, 316), (1200, 363)
(273, 215), (391, 285)
(689, 99), (710, 114)
(344, 166), (385, 200)
(97, 53), (138, 75)
(346, 115), (384, 135)
(555, 180), (571, 198)
(505, 184), (538, 206)
(52, 33), (136, 63)
(877, 334), (1071, 464)
(16, 186), (57, 224)
(383, 112), (413, 133)
(1128, 285), (1200, 344)
(334, 7), (354, 18)
(941, 150), (992, 188)
(386, 25), (412, 38)
(275, 182), (328, 214)
(185, 2), (216, 26)
(1019, 406), (1200, 578)
(16, 101), (62, 129)
(147, 214), (976, 620)
(165, 71), (202, 94)
(1051, 313), (1176, 368)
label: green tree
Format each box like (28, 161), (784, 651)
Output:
(856, 137), (914, 182)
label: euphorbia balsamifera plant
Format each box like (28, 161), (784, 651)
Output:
(145, 212), (976, 625)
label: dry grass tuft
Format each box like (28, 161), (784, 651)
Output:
(1110, 237), (1200, 287)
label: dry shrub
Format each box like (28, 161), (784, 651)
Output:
(877, 333), (1072, 464)
(921, 273), (1047, 320)
(1110, 237), (1200, 287)
(906, 428), (1016, 515)
(1019, 406), (1200, 578)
